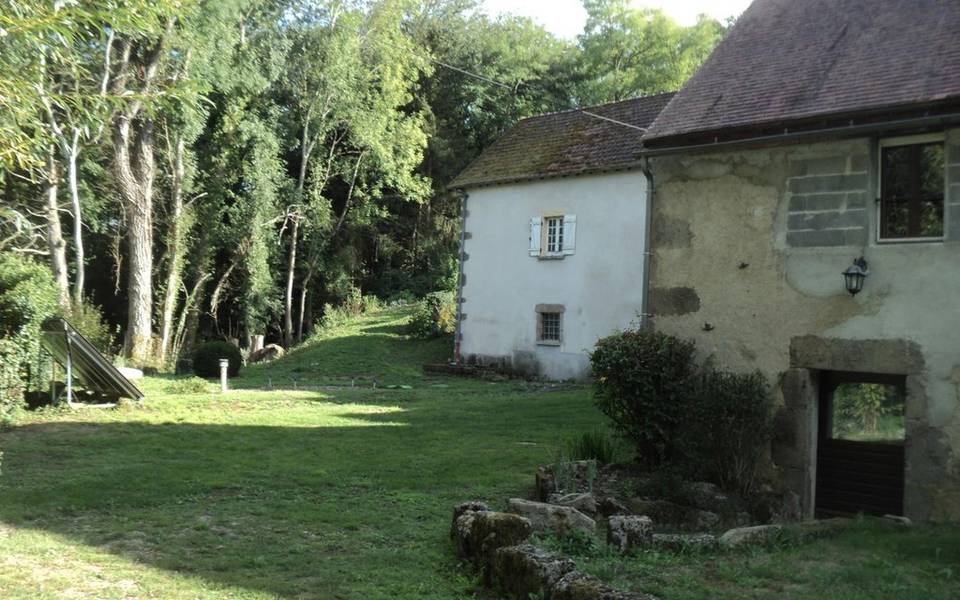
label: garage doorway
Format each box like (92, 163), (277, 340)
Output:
(815, 371), (906, 517)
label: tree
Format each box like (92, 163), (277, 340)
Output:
(576, 0), (725, 104)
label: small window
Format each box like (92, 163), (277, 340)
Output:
(879, 135), (945, 241)
(827, 381), (905, 443)
(535, 304), (564, 345)
(529, 214), (576, 257)
(545, 216), (564, 254)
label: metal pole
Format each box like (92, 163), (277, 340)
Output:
(219, 358), (229, 393)
(65, 331), (73, 406)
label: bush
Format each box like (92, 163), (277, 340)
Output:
(590, 327), (774, 494)
(318, 303), (354, 330)
(61, 299), (117, 356)
(0, 253), (59, 416)
(682, 369), (774, 494)
(562, 428), (620, 464)
(589, 329), (697, 465)
(192, 341), (243, 378)
(407, 291), (456, 339)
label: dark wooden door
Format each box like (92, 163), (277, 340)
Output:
(815, 372), (906, 517)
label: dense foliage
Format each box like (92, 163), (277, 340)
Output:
(0, 0), (729, 371)
(407, 291), (456, 339)
(590, 328), (773, 493)
(0, 254), (59, 416)
(683, 369), (774, 494)
(590, 329), (697, 464)
(192, 341), (243, 378)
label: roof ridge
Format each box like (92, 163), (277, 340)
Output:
(518, 91), (677, 123)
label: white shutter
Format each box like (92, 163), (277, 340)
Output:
(562, 214), (576, 255)
(529, 217), (542, 256)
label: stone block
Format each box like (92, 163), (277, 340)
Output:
(648, 287), (700, 316)
(788, 156), (849, 177)
(850, 154), (870, 173)
(552, 571), (660, 600)
(451, 501), (489, 537)
(548, 492), (598, 517)
(787, 209), (866, 231)
(791, 192), (846, 212)
(788, 173), (868, 194)
(786, 229), (847, 247)
(507, 498), (596, 537)
(846, 192), (868, 209)
(844, 227), (868, 246)
(717, 524), (783, 549)
(490, 544), (575, 599)
(789, 336), (925, 374)
(452, 509), (533, 564)
(607, 515), (653, 554)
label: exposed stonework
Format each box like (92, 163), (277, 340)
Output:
(552, 571), (659, 600)
(490, 544), (575, 599)
(789, 336), (924, 374)
(648, 134), (960, 521)
(506, 498), (596, 537)
(607, 515), (653, 554)
(648, 287), (700, 316)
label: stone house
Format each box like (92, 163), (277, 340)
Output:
(640, 0), (960, 520)
(448, 93), (673, 380)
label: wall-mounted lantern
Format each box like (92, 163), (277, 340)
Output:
(842, 257), (869, 296)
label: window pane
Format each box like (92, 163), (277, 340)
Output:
(540, 312), (561, 341)
(831, 383), (904, 442)
(880, 141), (944, 239)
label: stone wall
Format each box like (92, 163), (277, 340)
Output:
(647, 129), (960, 521)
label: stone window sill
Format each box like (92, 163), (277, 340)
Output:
(536, 340), (561, 346)
(537, 254), (565, 261)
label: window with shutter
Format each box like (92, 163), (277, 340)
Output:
(529, 217), (542, 256)
(562, 214), (576, 255)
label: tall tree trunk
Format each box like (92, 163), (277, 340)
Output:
(44, 150), (70, 311)
(114, 116), (155, 362)
(158, 135), (186, 364)
(66, 131), (84, 307)
(296, 267), (313, 343)
(283, 215), (299, 348)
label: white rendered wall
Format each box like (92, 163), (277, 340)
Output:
(460, 170), (647, 380)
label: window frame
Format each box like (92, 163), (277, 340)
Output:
(542, 214), (565, 256)
(535, 304), (564, 346)
(876, 133), (947, 244)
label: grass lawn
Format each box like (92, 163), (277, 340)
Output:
(1, 307), (957, 599)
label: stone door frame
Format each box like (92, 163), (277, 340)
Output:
(776, 336), (925, 519)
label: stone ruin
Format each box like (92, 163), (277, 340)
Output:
(449, 460), (866, 599)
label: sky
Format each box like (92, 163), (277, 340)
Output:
(481, 0), (753, 39)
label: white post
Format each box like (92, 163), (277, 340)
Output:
(219, 358), (229, 393)
(64, 332), (73, 406)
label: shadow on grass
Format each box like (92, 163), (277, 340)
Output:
(0, 389), (599, 598)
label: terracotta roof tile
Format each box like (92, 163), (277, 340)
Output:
(449, 93), (674, 189)
(644, 0), (960, 145)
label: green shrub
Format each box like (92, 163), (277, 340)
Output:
(192, 341), (243, 378)
(589, 329), (697, 465)
(0, 253), (59, 416)
(562, 428), (620, 464)
(407, 291), (456, 339)
(319, 303), (354, 331)
(682, 369), (774, 494)
(61, 299), (117, 356)
(361, 294), (381, 313)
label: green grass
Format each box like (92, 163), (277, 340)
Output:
(566, 518), (960, 599)
(1, 306), (957, 599)
(0, 307), (602, 599)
